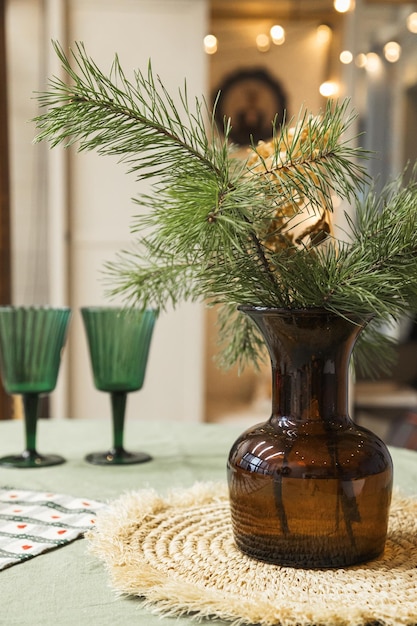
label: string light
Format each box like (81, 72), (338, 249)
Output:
(406, 12), (417, 33)
(256, 34), (270, 52)
(270, 24), (285, 45)
(383, 41), (401, 63)
(203, 34), (218, 55)
(365, 52), (382, 73)
(319, 81), (339, 97)
(334, 0), (354, 13)
(316, 24), (332, 45)
(340, 50), (353, 64)
(355, 53), (367, 68)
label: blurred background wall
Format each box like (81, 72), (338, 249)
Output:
(4, 0), (417, 425)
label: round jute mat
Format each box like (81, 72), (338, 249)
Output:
(86, 482), (417, 626)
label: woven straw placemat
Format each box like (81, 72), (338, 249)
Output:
(87, 482), (417, 626)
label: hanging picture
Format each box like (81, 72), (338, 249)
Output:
(213, 68), (287, 146)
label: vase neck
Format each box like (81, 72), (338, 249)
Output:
(242, 308), (369, 424)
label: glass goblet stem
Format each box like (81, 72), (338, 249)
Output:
(110, 391), (127, 455)
(22, 392), (40, 461)
(85, 389), (151, 465)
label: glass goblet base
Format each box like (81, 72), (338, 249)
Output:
(85, 449), (152, 465)
(0, 451), (66, 468)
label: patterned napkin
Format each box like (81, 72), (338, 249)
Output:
(0, 487), (106, 570)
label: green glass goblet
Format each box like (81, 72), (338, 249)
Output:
(0, 306), (71, 468)
(81, 306), (157, 465)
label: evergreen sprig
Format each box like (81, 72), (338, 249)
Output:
(34, 42), (417, 372)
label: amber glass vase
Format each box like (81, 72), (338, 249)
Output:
(227, 307), (393, 568)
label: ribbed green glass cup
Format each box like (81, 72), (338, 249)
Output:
(0, 306), (71, 468)
(81, 306), (157, 465)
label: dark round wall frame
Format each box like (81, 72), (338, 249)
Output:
(213, 68), (288, 146)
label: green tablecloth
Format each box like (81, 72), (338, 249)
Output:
(1, 418), (417, 626)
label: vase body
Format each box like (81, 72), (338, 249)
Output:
(227, 307), (393, 568)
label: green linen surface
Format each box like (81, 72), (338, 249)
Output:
(1, 418), (416, 626)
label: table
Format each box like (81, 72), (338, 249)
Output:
(1, 418), (417, 626)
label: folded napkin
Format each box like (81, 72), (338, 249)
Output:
(0, 487), (106, 571)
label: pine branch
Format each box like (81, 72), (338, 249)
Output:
(215, 303), (267, 372)
(353, 323), (398, 379)
(35, 42), (280, 291)
(104, 245), (199, 311)
(36, 44), (234, 185)
(249, 100), (369, 214)
(33, 42), (417, 372)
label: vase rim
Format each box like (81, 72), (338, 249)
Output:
(237, 305), (373, 322)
